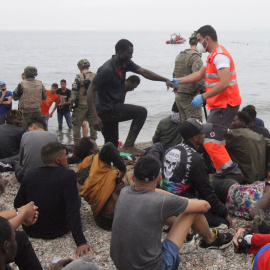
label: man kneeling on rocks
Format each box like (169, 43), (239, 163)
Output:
(110, 155), (233, 270)
(14, 142), (92, 257)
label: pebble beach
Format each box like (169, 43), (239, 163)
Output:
(0, 142), (255, 270)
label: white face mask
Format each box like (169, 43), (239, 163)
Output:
(197, 37), (208, 54)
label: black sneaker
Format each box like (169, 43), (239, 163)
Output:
(199, 228), (233, 250)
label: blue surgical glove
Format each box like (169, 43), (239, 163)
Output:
(170, 78), (179, 86)
(191, 94), (204, 108)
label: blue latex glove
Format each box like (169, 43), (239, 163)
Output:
(170, 78), (179, 86)
(191, 94), (204, 108)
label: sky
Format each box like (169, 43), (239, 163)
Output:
(1, 0), (270, 32)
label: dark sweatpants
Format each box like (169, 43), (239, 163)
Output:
(99, 103), (147, 148)
(11, 231), (42, 270)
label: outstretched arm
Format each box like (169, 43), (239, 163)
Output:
(135, 67), (175, 89)
(184, 199), (211, 214)
(177, 66), (206, 84)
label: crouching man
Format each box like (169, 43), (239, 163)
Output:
(110, 155), (233, 270)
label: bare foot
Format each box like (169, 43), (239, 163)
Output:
(121, 146), (145, 156)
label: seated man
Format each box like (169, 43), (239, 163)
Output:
(242, 105), (270, 138)
(160, 118), (231, 228)
(110, 155), (233, 270)
(12, 117), (58, 182)
(74, 137), (126, 230)
(0, 202), (42, 270)
(0, 110), (25, 161)
(226, 111), (267, 184)
(14, 142), (92, 257)
(152, 102), (182, 151)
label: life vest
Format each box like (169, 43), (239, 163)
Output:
(77, 72), (96, 105)
(205, 46), (241, 109)
(19, 79), (43, 112)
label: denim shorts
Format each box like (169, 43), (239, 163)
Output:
(162, 238), (181, 270)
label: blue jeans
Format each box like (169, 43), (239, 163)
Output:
(162, 238), (181, 270)
(57, 112), (73, 131)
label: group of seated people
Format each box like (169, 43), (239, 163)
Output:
(1, 103), (270, 269)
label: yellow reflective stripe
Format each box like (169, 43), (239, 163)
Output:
(205, 70), (236, 79)
(205, 79), (237, 88)
(220, 159), (233, 170)
(204, 138), (226, 145)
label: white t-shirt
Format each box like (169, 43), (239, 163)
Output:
(204, 54), (230, 70)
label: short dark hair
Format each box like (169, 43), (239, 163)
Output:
(126, 75), (140, 84)
(0, 217), (13, 247)
(6, 110), (23, 124)
(51, 83), (58, 89)
(73, 137), (96, 160)
(27, 117), (47, 131)
(60, 79), (66, 84)
(242, 105), (257, 121)
(115, 39), (133, 53)
(237, 111), (251, 126)
(41, 142), (67, 165)
(197, 25), (218, 42)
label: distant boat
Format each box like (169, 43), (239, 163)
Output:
(166, 33), (186, 44)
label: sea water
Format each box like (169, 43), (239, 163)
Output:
(0, 30), (270, 145)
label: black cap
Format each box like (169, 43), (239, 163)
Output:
(134, 155), (160, 182)
(179, 118), (213, 140)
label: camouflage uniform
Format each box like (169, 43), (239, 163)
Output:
(71, 71), (97, 143)
(13, 66), (46, 126)
(173, 49), (205, 123)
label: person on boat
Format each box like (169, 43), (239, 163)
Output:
(87, 39), (175, 156)
(171, 25), (242, 180)
(173, 31), (205, 123)
(40, 83), (59, 127)
(12, 66), (47, 126)
(0, 81), (12, 125)
(242, 105), (270, 138)
(71, 59), (97, 143)
(74, 137), (126, 231)
(225, 111), (267, 184)
(160, 118), (232, 228)
(14, 142), (92, 257)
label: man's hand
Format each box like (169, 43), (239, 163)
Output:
(165, 79), (176, 91)
(93, 115), (103, 131)
(49, 113), (53, 118)
(19, 201), (39, 226)
(48, 258), (73, 270)
(226, 214), (233, 228)
(191, 94), (204, 108)
(116, 171), (125, 181)
(170, 78), (179, 86)
(74, 244), (93, 257)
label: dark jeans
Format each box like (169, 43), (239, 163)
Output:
(13, 160), (25, 183)
(57, 112), (73, 131)
(99, 103), (147, 148)
(12, 231), (42, 270)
